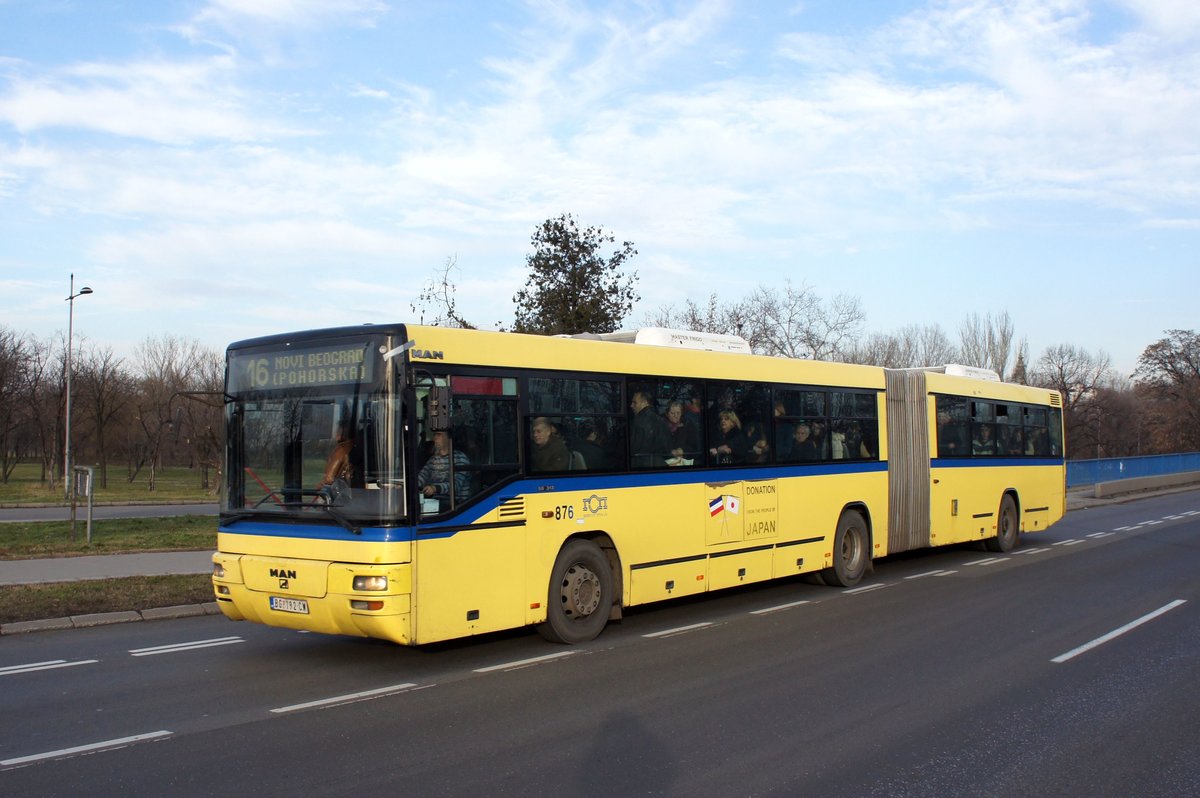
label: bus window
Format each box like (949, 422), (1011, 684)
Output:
(996, 403), (1024, 456)
(971, 401), (998, 456)
(831, 391), (878, 460)
(935, 395), (970, 458)
(529, 377), (624, 472)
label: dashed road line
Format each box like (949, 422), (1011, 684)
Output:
(904, 570), (950, 580)
(1052, 539), (1083, 547)
(966, 557), (1005, 567)
(473, 651), (577, 673)
(270, 683), (421, 713)
(1014, 547), (1050, 555)
(1, 730), (173, 768)
(1052, 600), (1188, 664)
(750, 600), (811, 615)
(642, 622), (714, 639)
(0, 659), (98, 676)
(844, 583), (889, 595)
(129, 636), (243, 657)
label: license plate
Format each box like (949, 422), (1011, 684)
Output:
(270, 596), (310, 614)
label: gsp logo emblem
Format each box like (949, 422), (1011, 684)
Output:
(582, 494), (608, 514)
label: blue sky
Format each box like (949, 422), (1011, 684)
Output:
(2, 0), (1197, 376)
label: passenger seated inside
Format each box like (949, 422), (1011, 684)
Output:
(832, 420), (872, 460)
(573, 422), (611, 470)
(937, 411), (969, 457)
(530, 417), (571, 472)
(972, 424), (997, 456)
(709, 410), (748, 465)
(664, 401), (698, 465)
(788, 421), (823, 461)
(745, 419), (770, 463)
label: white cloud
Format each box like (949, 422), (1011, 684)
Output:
(0, 56), (300, 144)
(189, 0), (387, 32)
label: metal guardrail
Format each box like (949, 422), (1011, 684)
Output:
(1067, 452), (1200, 488)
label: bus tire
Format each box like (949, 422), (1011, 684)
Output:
(985, 495), (1019, 553)
(821, 510), (869, 588)
(537, 539), (614, 644)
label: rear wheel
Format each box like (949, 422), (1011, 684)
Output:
(985, 495), (1019, 553)
(821, 510), (869, 588)
(537, 540), (614, 644)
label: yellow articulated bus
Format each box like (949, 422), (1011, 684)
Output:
(212, 325), (1065, 645)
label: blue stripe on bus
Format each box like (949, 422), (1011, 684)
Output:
(216, 459), (905, 544)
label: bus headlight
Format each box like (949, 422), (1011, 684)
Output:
(213, 563), (226, 578)
(353, 575), (388, 592)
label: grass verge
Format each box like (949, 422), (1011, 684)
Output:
(0, 515), (217, 558)
(0, 574), (215, 625)
(1, 515), (217, 626)
(0, 462), (214, 505)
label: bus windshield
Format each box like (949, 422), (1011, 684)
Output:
(223, 337), (405, 526)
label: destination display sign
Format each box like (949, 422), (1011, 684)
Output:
(228, 343), (376, 392)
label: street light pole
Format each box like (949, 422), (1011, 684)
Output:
(64, 274), (93, 500)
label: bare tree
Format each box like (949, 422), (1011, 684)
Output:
(176, 347), (224, 492)
(1031, 343), (1112, 458)
(411, 256), (476, 329)
(958, 311), (1016, 378)
(645, 293), (754, 340)
(75, 344), (131, 489)
(647, 281), (864, 360)
(844, 324), (957, 368)
(1133, 329), (1200, 452)
(745, 282), (865, 360)
(1009, 338), (1030, 385)
(0, 327), (28, 482)
(130, 335), (212, 489)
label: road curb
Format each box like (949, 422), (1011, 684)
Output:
(0, 602), (222, 636)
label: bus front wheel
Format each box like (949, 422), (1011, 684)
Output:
(985, 495), (1019, 553)
(538, 539), (614, 644)
(822, 510), (869, 588)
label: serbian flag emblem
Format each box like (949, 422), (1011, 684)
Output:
(709, 496), (724, 516)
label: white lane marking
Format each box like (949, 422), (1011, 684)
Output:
(270, 683), (420, 714)
(642, 622), (713, 639)
(1164, 515), (1184, 521)
(1014, 547), (1049, 555)
(0, 659), (98, 676)
(904, 570), (948, 580)
(967, 557), (1004, 567)
(473, 651), (577, 673)
(1086, 532), (1115, 539)
(1113, 526), (1135, 531)
(1182, 510), (1199, 516)
(1144, 520), (1164, 526)
(1052, 600), (1188, 664)
(1, 730), (172, 768)
(844, 583), (889, 595)
(129, 636), (243, 656)
(750, 600), (811, 615)
(1052, 539), (1083, 547)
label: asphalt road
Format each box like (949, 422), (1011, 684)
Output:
(1, 492), (1197, 797)
(0, 503), (218, 523)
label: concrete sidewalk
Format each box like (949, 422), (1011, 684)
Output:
(0, 550), (214, 586)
